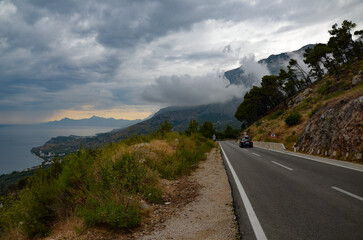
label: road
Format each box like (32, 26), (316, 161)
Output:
(220, 141), (363, 240)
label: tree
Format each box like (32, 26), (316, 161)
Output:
(223, 125), (239, 139)
(199, 121), (216, 139)
(288, 59), (311, 85)
(156, 120), (172, 136)
(328, 20), (356, 63)
(277, 69), (298, 97)
(327, 20), (363, 63)
(353, 30), (363, 59)
(185, 120), (199, 135)
(304, 45), (326, 79)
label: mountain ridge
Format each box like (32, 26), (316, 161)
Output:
(31, 45), (315, 162)
(44, 116), (143, 128)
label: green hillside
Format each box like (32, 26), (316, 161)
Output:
(0, 130), (215, 239)
(237, 20), (363, 162)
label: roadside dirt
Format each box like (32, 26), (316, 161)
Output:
(139, 147), (238, 240)
(43, 147), (238, 240)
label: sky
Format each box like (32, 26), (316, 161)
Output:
(0, 0), (362, 124)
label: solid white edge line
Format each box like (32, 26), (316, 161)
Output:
(331, 186), (363, 202)
(220, 143), (268, 240)
(252, 153), (261, 157)
(254, 146), (363, 173)
(271, 161), (293, 171)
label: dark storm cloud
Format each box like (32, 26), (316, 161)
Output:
(0, 0), (363, 123)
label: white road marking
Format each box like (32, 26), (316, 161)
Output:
(254, 146), (363, 173)
(331, 187), (363, 202)
(252, 153), (261, 157)
(271, 161), (293, 171)
(219, 143), (268, 240)
(243, 149), (248, 152)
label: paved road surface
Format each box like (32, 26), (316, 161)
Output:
(220, 141), (363, 240)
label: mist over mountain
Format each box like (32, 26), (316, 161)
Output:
(258, 44), (314, 75)
(224, 44), (314, 86)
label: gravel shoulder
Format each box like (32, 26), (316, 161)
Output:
(140, 147), (238, 240)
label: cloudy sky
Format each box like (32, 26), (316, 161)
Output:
(0, 0), (362, 124)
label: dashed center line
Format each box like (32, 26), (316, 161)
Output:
(271, 161), (293, 171)
(331, 187), (363, 202)
(252, 153), (260, 157)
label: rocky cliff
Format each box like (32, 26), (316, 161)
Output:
(297, 95), (363, 161)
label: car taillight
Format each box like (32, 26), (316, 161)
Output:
(241, 141), (245, 143)
(250, 141), (253, 142)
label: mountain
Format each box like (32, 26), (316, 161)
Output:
(44, 116), (142, 128)
(258, 44), (314, 75)
(32, 45), (315, 161)
(224, 44), (314, 86)
(31, 98), (243, 160)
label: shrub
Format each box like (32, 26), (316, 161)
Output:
(285, 134), (298, 143)
(268, 110), (284, 120)
(318, 80), (332, 94)
(285, 113), (301, 126)
(77, 195), (140, 228)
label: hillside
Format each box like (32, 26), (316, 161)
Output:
(1, 132), (220, 239)
(244, 59), (363, 162)
(31, 98), (242, 160)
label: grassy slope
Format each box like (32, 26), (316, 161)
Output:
(0, 132), (215, 239)
(245, 59), (363, 151)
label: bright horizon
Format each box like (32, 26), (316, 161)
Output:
(1, 0), (363, 124)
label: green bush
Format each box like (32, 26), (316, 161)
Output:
(285, 113), (301, 126)
(268, 110), (284, 120)
(285, 134), (298, 143)
(77, 195), (140, 228)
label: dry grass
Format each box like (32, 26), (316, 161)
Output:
(148, 140), (176, 156)
(41, 216), (86, 240)
(1, 228), (27, 240)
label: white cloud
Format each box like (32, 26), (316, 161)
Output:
(0, 1), (17, 19)
(142, 72), (244, 106)
(0, 0), (363, 123)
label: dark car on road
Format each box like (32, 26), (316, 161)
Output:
(239, 136), (253, 148)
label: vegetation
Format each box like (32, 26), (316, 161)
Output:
(235, 20), (363, 126)
(183, 120), (239, 140)
(285, 113), (301, 126)
(0, 122), (215, 239)
(184, 120), (199, 135)
(199, 121), (216, 139)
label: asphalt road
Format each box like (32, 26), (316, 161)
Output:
(220, 141), (363, 240)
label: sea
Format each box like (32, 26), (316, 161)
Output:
(0, 125), (114, 175)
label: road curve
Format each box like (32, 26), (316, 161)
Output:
(220, 141), (363, 240)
